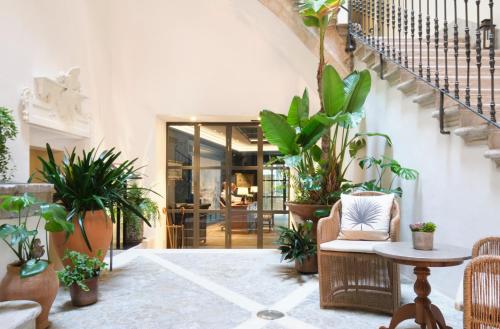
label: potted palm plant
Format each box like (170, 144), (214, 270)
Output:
(38, 144), (152, 261)
(276, 220), (317, 274)
(123, 183), (160, 246)
(0, 194), (74, 329)
(57, 250), (107, 307)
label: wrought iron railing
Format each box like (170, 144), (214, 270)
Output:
(345, 0), (499, 131)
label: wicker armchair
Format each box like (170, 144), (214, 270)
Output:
(464, 237), (500, 329)
(317, 191), (401, 314)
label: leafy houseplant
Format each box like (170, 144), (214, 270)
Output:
(276, 220), (317, 274)
(410, 222), (436, 250)
(57, 250), (107, 307)
(0, 194), (74, 329)
(123, 183), (160, 246)
(38, 143), (152, 261)
(358, 156), (419, 197)
(0, 107), (18, 182)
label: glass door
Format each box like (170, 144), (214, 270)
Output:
(166, 122), (289, 249)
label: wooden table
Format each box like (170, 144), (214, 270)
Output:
(374, 242), (471, 329)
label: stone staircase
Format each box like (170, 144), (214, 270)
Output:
(258, 0), (500, 166)
(353, 40), (500, 166)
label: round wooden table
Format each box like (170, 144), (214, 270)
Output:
(374, 242), (471, 329)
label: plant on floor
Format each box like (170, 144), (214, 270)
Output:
(0, 107), (18, 182)
(57, 250), (107, 307)
(260, 65), (392, 205)
(38, 143), (152, 252)
(123, 183), (160, 245)
(357, 156), (419, 197)
(0, 194), (73, 277)
(57, 250), (107, 291)
(276, 220), (316, 264)
(410, 222), (436, 233)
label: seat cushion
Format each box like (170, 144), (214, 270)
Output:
(338, 193), (395, 241)
(320, 240), (391, 253)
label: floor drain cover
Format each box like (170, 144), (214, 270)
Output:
(256, 310), (285, 320)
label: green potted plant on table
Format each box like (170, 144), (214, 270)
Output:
(123, 183), (160, 246)
(0, 194), (74, 329)
(38, 144), (152, 262)
(0, 107), (18, 182)
(410, 222), (437, 250)
(276, 220), (317, 274)
(57, 250), (107, 307)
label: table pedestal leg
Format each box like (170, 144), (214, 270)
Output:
(380, 266), (452, 329)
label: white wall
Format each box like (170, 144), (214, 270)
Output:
(354, 57), (500, 298)
(0, 0), (110, 182)
(102, 0), (321, 246)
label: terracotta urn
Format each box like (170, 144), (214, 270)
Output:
(52, 210), (112, 263)
(287, 202), (331, 238)
(294, 255), (318, 274)
(0, 263), (59, 329)
(69, 276), (99, 307)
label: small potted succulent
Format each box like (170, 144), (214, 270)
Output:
(276, 220), (317, 274)
(410, 222), (437, 250)
(57, 250), (107, 307)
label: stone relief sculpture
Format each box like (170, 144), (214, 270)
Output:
(20, 67), (90, 139)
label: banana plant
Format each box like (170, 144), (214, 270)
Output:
(260, 65), (391, 205)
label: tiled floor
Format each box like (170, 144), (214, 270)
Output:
(49, 249), (463, 329)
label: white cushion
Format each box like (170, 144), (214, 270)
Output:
(320, 240), (391, 253)
(339, 193), (395, 241)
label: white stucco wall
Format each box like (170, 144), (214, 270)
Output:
(354, 57), (500, 298)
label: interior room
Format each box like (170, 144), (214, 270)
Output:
(1, 0), (499, 328)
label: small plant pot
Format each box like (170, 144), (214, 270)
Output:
(295, 255), (318, 274)
(412, 232), (434, 250)
(69, 277), (99, 307)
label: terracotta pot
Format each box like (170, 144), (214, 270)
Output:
(0, 263), (59, 329)
(412, 232), (434, 250)
(69, 276), (99, 307)
(294, 255), (318, 274)
(52, 210), (112, 263)
(287, 203), (331, 238)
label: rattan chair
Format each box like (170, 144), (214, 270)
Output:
(463, 237), (500, 329)
(317, 191), (401, 314)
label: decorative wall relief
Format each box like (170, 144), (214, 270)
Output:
(20, 67), (90, 139)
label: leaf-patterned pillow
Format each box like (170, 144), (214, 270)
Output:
(338, 193), (394, 241)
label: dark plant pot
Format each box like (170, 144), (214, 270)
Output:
(69, 276), (99, 307)
(287, 203), (331, 238)
(295, 255), (318, 274)
(124, 214), (144, 246)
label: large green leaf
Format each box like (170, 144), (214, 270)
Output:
(20, 260), (48, 278)
(260, 110), (299, 155)
(322, 65), (345, 116)
(0, 194), (36, 213)
(296, 114), (328, 149)
(354, 132), (393, 146)
(343, 70), (371, 114)
(287, 96), (302, 128)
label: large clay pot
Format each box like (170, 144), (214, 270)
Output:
(0, 263), (59, 329)
(52, 210), (112, 262)
(69, 276), (99, 307)
(294, 255), (318, 274)
(287, 203), (331, 238)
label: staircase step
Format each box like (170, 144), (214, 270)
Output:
(361, 52), (376, 66)
(454, 124), (489, 143)
(484, 149), (500, 166)
(413, 90), (436, 107)
(431, 105), (461, 127)
(396, 77), (417, 94)
(383, 66), (401, 84)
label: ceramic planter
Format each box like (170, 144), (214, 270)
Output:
(51, 210), (112, 263)
(287, 203), (331, 238)
(294, 255), (318, 274)
(412, 231), (434, 250)
(0, 263), (59, 329)
(69, 276), (99, 307)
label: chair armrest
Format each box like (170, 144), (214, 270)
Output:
(472, 237), (500, 257)
(317, 201), (341, 246)
(389, 199), (400, 242)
